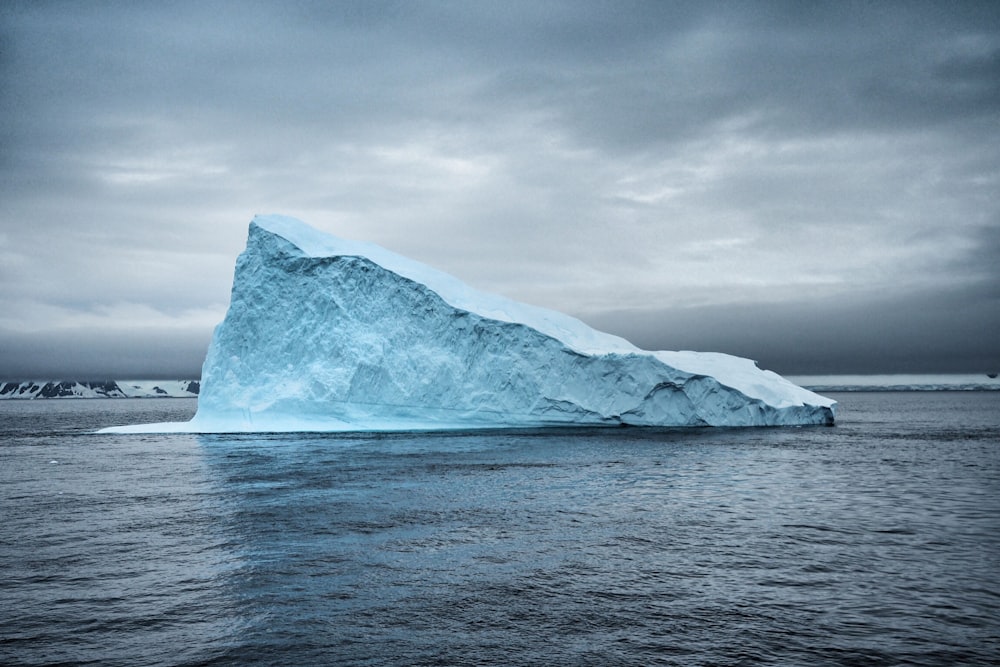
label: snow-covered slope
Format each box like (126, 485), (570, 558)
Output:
(1, 380), (199, 399)
(101, 215), (834, 433)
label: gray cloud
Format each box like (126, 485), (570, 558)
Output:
(586, 280), (1000, 375)
(1, 1), (998, 379)
(0, 328), (211, 380)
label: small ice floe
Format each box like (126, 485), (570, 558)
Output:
(49, 460), (58, 464)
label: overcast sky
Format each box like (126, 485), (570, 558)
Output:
(2, 1), (998, 379)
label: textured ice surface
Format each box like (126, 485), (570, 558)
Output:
(102, 215), (835, 433)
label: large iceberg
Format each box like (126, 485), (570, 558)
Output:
(102, 215), (834, 433)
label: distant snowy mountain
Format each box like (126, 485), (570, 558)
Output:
(788, 374), (1000, 392)
(0, 380), (200, 399)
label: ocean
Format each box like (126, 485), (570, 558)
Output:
(2, 392), (998, 666)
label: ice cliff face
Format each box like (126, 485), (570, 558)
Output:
(194, 215), (835, 431)
(103, 214), (835, 433)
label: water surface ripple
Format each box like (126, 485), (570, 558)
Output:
(2, 393), (998, 665)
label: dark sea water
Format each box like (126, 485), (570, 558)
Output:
(2, 393), (998, 666)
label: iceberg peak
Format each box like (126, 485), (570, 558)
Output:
(101, 215), (835, 433)
(250, 214), (638, 357)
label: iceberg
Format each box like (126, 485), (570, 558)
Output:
(101, 215), (835, 433)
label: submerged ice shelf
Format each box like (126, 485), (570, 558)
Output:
(101, 215), (835, 433)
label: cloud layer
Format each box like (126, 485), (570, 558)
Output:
(2, 1), (999, 377)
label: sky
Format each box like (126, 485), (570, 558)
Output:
(1, 0), (999, 379)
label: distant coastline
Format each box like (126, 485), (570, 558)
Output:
(2, 375), (999, 399)
(789, 374), (1000, 392)
(0, 380), (200, 399)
